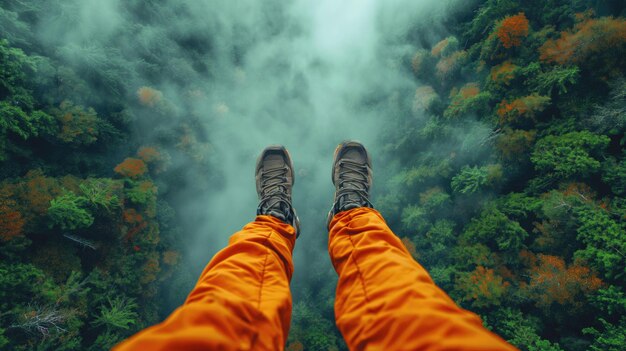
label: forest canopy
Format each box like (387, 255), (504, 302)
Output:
(1, 0), (625, 350)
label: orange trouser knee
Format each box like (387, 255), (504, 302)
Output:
(113, 215), (296, 351)
(329, 207), (517, 351)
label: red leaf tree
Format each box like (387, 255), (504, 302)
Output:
(497, 13), (530, 49)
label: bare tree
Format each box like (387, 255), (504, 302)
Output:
(63, 233), (98, 250)
(10, 305), (68, 337)
(590, 79), (626, 132)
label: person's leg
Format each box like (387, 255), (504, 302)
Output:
(327, 141), (516, 351)
(329, 208), (516, 351)
(114, 216), (296, 351)
(114, 146), (300, 351)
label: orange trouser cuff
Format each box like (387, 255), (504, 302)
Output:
(329, 207), (517, 351)
(113, 215), (296, 351)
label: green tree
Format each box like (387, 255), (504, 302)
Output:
(524, 63), (580, 95)
(583, 317), (626, 351)
(48, 192), (94, 230)
(79, 179), (121, 213)
(491, 308), (564, 351)
(451, 165), (502, 194)
(574, 207), (626, 280)
(602, 155), (626, 196)
(0, 39), (35, 105)
(92, 296), (138, 332)
(462, 207), (528, 254)
(531, 131), (610, 179)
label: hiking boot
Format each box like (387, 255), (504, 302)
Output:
(256, 145), (301, 237)
(327, 141), (373, 228)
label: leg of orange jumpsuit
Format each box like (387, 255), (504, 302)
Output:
(113, 215), (296, 351)
(329, 207), (517, 351)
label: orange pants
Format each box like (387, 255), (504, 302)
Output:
(114, 208), (517, 351)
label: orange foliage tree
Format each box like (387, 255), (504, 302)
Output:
(431, 38), (450, 56)
(444, 83), (489, 119)
(137, 146), (161, 163)
(20, 170), (64, 217)
(458, 83), (480, 99)
(136, 146), (168, 173)
(411, 50), (429, 76)
(0, 198), (25, 241)
(431, 36), (459, 57)
(123, 208), (147, 241)
(490, 61), (518, 85)
(412, 86), (439, 113)
(497, 94), (551, 125)
(286, 341), (304, 351)
(114, 158), (147, 178)
(162, 250), (180, 266)
(497, 13), (530, 49)
(137, 86), (163, 107)
(523, 254), (603, 308)
(141, 256), (161, 284)
(435, 51), (467, 81)
(53, 101), (100, 145)
(496, 128), (536, 159)
(539, 16), (626, 66)
(456, 266), (510, 308)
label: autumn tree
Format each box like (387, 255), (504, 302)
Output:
(137, 87), (163, 107)
(539, 16), (626, 74)
(412, 86), (440, 113)
(444, 83), (491, 118)
(17, 170), (63, 221)
(497, 13), (530, 49)
(456, 266), (510, 308)
(50, 100), (102, 145)
(436, 51), (467, 82)
(496, 128), (536, 160)
(497, 94), (551, 126)
(490, 61), (518, 86)
(122, 208), (147, 241)
(0, 197), (25, 241)
(523, 254), (603, 308)
(137, 146), (161, 163)
(114, 158), (148, 178)
(431, 36), (459, 57)
(411, 50), (431, 77)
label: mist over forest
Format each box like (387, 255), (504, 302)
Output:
(1, 0), (625, 350)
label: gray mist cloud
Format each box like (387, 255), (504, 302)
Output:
(165, 0), (464, 292)
(27, 0), (469, 315)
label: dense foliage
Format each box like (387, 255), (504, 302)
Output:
(1, 0), (625, 350)
(370, 1), (626, 350)
(0, 0), (207, 349)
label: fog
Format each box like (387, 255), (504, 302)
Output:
(27, 0), (469, 321)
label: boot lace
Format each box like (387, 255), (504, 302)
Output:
(335, 159), (372, 210)
(257, 166), (293, 219)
